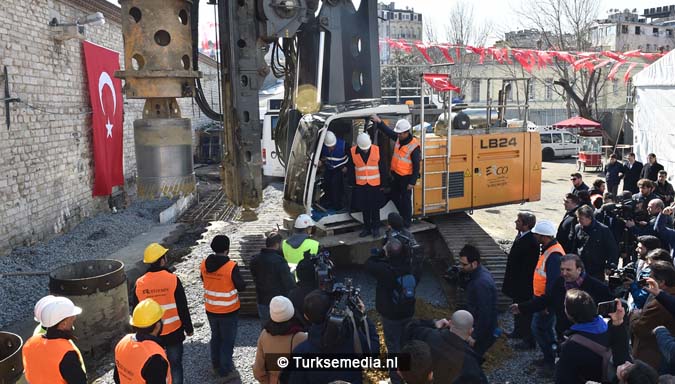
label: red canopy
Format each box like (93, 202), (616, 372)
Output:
(552, 116), (601, 128)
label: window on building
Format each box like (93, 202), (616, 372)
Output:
(653, 27), (660, 36)
(528, 81), (535, 101)
(621, 25), (629, 34)
(635, 26), (641, 35)
(394, 12), (399, 19)
(404, 13), (410, 20)
(471, 80), (480, 102)
(505, 81), (513, 101)
(613, 79), (619, 95)
(545, 78), (553, 100)
(646, 44), (651, 51)
(667, 29), (673, 37)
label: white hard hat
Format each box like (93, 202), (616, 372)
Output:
(393, 119), (412, 133)
(531, 220), (557, 237)
(34, 295), (56, 323)
(294, 214), (315, 229)
(356, 132), (372, 151)
(324, 131), (337, 147)
(40, 297), (82, 328)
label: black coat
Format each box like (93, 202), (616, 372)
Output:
(465, 266), (498, 356)
(557, 205), (580, 253)
(641, 161), (664, 181)
(555, 322), (630, 384)
(571, 220), (619, 279)
(249, 248), (296, 305)
(403, 320), (488, 384)
(365, 253), (419, 320)
(623, 161), (643, 194)
(520, 274), (613, 337)
(502, 231), (540, 302)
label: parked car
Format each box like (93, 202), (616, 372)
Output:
(539, 129), (580, 161)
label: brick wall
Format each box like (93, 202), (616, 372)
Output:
(0, 0), (221, 255)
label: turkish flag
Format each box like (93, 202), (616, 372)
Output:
(82, 41), (124, 196)
(423, 74), (461, 93)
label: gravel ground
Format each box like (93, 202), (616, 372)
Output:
(0, 197), (174, 329)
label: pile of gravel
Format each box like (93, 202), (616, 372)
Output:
(0, 197), (173, 329)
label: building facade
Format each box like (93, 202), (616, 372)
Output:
(378, 2), (423, 64)
(590, 7), (675, 52)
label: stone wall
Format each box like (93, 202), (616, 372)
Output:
(0, 0), (221, 255)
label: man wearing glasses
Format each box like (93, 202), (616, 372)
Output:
(569, 172), (589, 196)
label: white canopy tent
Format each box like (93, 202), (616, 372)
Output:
(632, 50), (675, 175)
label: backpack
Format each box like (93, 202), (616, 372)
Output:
(564, 333), (616, 383)
(392, 269), (417, 306)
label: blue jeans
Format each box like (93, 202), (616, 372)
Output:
(531, 310), (556, 364)
(381, 316), (412, 384)
(207, 312), (239, 376)
(258, 304), (270, 325)
(165, 342), (184, 384)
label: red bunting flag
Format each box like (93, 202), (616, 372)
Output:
(414, 41), (433, 63)
(423, 74), (461, 93)
(82, 41), (124, 196)
(607, 62), (624, 80)
(434, 43), (455, 64)
(624, 63), (638, 83)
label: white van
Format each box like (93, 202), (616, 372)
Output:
(539, 129), (580, 161)
(261, 109), (285, 178)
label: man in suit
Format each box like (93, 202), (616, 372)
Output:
(502, 212), (540, 349)
(623, 152), (644, 194)
(641, 153), (665, 182)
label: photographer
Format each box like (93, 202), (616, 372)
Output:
(630, 261), (675, 371)
(288, 258), (319, 330)
(557, 193), (582, 253)
(385, 212), (416, 246)
(555, 291), (630, 384)
(289, 290), (379, 384)
(366, 238), (420, 384)
(572, 205), (619, 281)
(625, 236), (664, 310)
(627, 199), (673, 239)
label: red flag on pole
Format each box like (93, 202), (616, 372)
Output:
(423, 74), (461, 93)
(82, 41), (124, 196)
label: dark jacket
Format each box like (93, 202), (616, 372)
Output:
(623, 160), (643, 194)
(657, 221), (675, 260)
(465, 265), (498, 356)
(113, 333), (170, 384)
(375, 120), (421, 184)
(656, 181), (675, 204)
(557, 205), (580, 253)
(632, 192), (659, 210)
(250, 247), (296, 305)
(571, 182), (590, 196)
(555, 318), (630, 384)
(288, 321), (380, 384)
(571, 219), (619, 280)
(630, 286), (675, 370)
(641, 161), (664, 181)
(40, 329), (87, 384)
(520, 273), (613, 337)
(131, 265), (194, 346)
(502, 231), (540, 302)
(604, 161), (625, 186)
(365, 252), (420, 320)
(403, 320), (488, 384)
(201, 254), (247, 317)
(654, 327), (675, 374)
(656, 290), (675, 318)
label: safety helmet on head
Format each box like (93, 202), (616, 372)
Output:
(33, 295), (56, 323)
(40, 297), (82, 328)
(294, 214), (315, 229)
(130, 298), (164, 328)
(393, 119), (412, 133)
(143, 242), (168, 264)
(531, 220), (556, 237)
(356, 132), (372, 151)
(324, 131), (337, 147)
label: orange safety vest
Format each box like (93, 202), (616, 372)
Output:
(200, 260), (241, 314)
(135, 270), (182, 336)
(390, 137), (420, 176)
(22, 335), (85, 384)
(351, 145), (381, 186)
(114, 334), (172, 384)
(532, 242), (566, 296)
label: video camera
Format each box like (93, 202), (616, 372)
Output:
(444, 265), (471, 289)
(322, 277), (370, 350)
(607, 263), (637, 299)
(308, 249), (335, 291)
(603, 199), (649, 222)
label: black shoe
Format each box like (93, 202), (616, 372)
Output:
(371, 228), (380, 237)
(359, 229), (371, 237)
(514, 340), (536, 350)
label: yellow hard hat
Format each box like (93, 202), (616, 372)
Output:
(143, 243), (168, 264)
(130, 298), (164, 328)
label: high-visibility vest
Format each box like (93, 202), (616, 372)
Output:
(351, 145), (381, 186)
(391, 137), (420, 176)
(23, 335), (85, 384)
(282, 238), (320, 266)
(321, 139), (348, 169)
(135, 270), (182, 336)
(532, 242), (566, 296)
(114, 334), (172, 384)
(200, 260), (241, 314)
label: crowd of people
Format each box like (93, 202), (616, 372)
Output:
(502, 151), (675, 383)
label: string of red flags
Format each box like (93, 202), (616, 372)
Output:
(382, 38), (661, 83)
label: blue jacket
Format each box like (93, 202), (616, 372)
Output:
(657, 215), (675, 259)
(604, 161), (625, 185)
(321, 138), (348, 170)
(655, 327), (675, 375)
(288, 320), (380, 384)
(465, 265), (498, 356)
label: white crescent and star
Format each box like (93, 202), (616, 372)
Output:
(98, 71), (117, 138)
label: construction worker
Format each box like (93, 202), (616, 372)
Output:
(282, 214), (320, 271)
(319, 130), (348, 210)
(32, 295), (58, 335)
(114, 298), (171, 384)
(132, 243), (193, 384)
(348, 132), (385, 237)
(201, 235), (247, 381)
(22, 297), (86, 384)
(371, 115), (421, 228)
